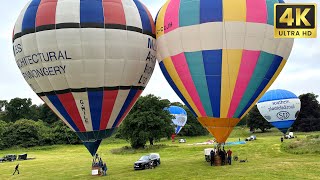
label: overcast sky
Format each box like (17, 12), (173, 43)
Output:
(0, 0), (318, 105)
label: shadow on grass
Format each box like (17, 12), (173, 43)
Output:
(110, 144), (178, 155)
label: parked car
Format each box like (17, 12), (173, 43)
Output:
(179, 138), (186, 143)
(245, 135), (256, 141)
(4, 154), (17, 161)
(285, 132), (294, 139)
(134, 153), (161, 170)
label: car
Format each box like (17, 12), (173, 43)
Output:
(3, 154), (17, 161)
(179, 138), (186, 143)
(134, 153), (161, 170)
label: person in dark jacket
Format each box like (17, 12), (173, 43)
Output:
(210, 150), (215, 166)
(219, 149), (225, 165)
(13, 164), (19, 175)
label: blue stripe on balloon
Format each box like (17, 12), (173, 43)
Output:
(112, 89), (138, 128)
(185, 52), (213, 116)
(80, 0), (104, 24)
(258, 89), (298, 103)
(175, 126), (182, 134)
(133, 0), (152, 33)
(47, 94), (79, 132)
(167, 106), (187, 115)
(271, 120), (295, 129)
(22, 0), (41, 32)
(179, 0), (200, 27)
(202, 50), (222, 117)
(200, 0), (222, 23)
(159, 62), (197, 117)
(238, 55), (283, 118)
(88, 91), (104, 131)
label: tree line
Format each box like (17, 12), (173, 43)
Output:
(0, 93), (319, 150)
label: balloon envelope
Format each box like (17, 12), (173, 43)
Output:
(257, 89), (301, 134)
(166, 106), (187, 134)
(13, 0), (156, 156)
(156, 0), (294, 143)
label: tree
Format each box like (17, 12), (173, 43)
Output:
(247, 105), (272, 132)
(3, 98), (34, 122)
(1, 119), (41, 148)
(178, 106), (208, 136)
(51, 121), (82, 145)
(119, 94), (174, 148)
(38, 104), (59, 124)
(292, 93), (320, 132)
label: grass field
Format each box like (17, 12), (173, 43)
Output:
(0, 128), (319, 180)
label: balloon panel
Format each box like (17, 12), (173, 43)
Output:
(13, 0), (156, 142)
(257, 89), (301, 133)
(156, 0), (294, 121)
(166, 106), (187, 134)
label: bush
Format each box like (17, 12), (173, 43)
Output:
(51, 121), (81, 145)
(1, 119), (41, 148)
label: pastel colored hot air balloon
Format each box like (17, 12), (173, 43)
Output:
(257, 89), (301, 134)
(12, 0), (156, 156)
(156, 0), (294, 143)
(166, 106), (187, 134)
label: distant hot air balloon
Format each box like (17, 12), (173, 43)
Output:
(257, 89), (301, 134)
(165, 106), (187, 134)
(156, 0), (294, 143)
(12, 0), (156, 156)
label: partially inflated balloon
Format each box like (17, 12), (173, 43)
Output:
(156, 0), (294, 143)
(257, 89), (301, 134)
(165, 106), (187, 134)
(13, 0), (156, 156)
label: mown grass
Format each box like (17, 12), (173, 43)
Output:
(281, 134), (320, 154)
(0, 128), (319, 180)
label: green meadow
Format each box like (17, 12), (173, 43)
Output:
(0, 128), (319, 180)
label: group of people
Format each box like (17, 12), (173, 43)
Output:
(92, 154), (107, 176)
(210, 147), (232, 166)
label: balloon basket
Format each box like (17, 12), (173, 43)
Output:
(91, 166), (102, 176)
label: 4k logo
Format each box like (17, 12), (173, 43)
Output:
(274, 4), (317, 38)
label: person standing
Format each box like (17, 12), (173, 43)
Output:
(210, 150), (215, 166)
(102, 163), (107, 176)
(281, 137), (284, 143)
(227, 149), (232, 165)
(13, 164), (20, 175)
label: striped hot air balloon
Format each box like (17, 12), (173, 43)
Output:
(156, 0), (294, 143)
(12, 0), (156, 156)
(257, 89), (301, 134)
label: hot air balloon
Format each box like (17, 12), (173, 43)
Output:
(257, 89), (301, 134)
(12, 0), (156, 156)
(165, 106), (187, 134)
(156, 0), (294, 143)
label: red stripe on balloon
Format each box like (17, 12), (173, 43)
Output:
(36, 0), (58, 27)
(99, 90), (119, 130)
(227, 50), (260, 118)
(115, 90), (142, 127)
(246, 0), (267, 23)
(171, 53), (207, 116)
(102, 0), (126, 25)
(164, 0), (180, 33)
(58, 93), (86, 132)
